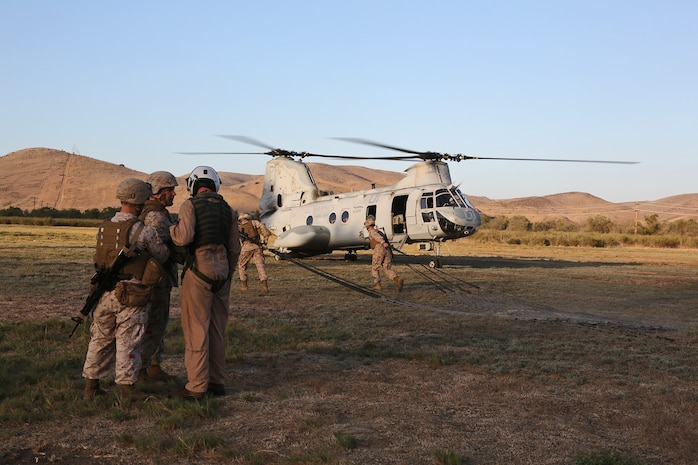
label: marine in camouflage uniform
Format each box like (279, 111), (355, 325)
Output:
(365, 217), (404, 292)
(138, 171), (179, 382)
(237, 213), (272, 293)
(82, 178), (169, 401)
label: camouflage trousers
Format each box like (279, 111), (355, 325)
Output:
(238, 243), (267, 281)
(371, 246), (397, 283)
(140, 284), (172, 368)
(82, 290), (148, 385)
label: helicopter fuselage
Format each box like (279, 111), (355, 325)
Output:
(258, 157), (481, 257)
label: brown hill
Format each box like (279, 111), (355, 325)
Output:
(2, 148), (697, 225)
(0, 148), (404, 216)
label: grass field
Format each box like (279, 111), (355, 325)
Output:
(1, 224), (697, 465)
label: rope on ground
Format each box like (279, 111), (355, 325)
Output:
(267, 248), (446, 312)
(390, 247), (480, 294)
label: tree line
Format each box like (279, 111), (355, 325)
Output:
(2, 206), (698, 240)
(0, 206), (121, 226)
(482, 213), (698, 236)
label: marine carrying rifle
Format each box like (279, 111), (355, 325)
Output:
(68, 249), (136, 338)
(238, 230), (266, 248)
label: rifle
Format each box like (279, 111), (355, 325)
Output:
(68, 249), (136, 337)
(239, 230), (265, 248)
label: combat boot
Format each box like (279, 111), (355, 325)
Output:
(240, 280), (248, 291)
(146, 365), (174, 382)
(83, 378), (106, 399)
(261, 280), (269, 293)
(374, 281), (382, 291)
(118, 383), (149, 403)
(394, 276), (404, 292)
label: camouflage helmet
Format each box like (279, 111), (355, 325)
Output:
(116, 178), (151, 204)
(238, 213), (251, 222)
(147, 171), (178, 194)
(364, 216), (375, 227)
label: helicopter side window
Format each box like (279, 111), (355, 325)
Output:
(420, 192), (435, 222)
(341, 211), (349, 223)
(306, 216), (313, 225)
(329, 212), (337, 224)
(420, 193), (434, 209)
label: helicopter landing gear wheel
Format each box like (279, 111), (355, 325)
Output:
(344, 251), (358, 261)
(428, 241), (443, 268)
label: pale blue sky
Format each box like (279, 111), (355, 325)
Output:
(1, 1), (696, 203)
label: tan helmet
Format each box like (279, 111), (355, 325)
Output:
(116, 178), (152, 204)
(238, 213), (251, 222)
(147, 171), (178, 194)
(364, 216), (375, 227)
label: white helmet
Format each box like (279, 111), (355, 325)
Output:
(186, 166), (221, 194)
(116, 178), (151, 204)
(147, 171), (178, 194)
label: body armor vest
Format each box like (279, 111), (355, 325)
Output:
(139, 199), (173, 223)
(239, 221), (259, 241)
(191, 192), (232, 250)
(93, 218), (151, 279)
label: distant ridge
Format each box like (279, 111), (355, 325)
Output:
(1, 148), (696, 224)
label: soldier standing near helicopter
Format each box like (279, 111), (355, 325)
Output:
(138, 171), (179, 383)
(364, 216), (404, 292)
(82, 178), (169, 401)
(237, 213), (272, 293)
(169, 166), (240, 400)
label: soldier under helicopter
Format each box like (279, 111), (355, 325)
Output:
(237, 213), (272, 293)
(364, 216), (404, 292)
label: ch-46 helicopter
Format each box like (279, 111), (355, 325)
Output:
(184, 136), (637, 267)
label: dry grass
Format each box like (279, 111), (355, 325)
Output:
(1, 225), (697, 465)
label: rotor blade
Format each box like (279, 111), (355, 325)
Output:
(304, 153), (424, 161)
(332, 137), (428, 156)
(461, 156), (639, 164)
(213, 135), (423, 160)
(177, 151), (269, 155)
(335, 137), (637, 164)
(217, 135), (276, 151)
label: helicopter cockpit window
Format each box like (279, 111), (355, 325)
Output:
(452, 188), (472, 208)
(329, 212), (337, 224)
(341, 211), (349, 223)
(306, 216), (313, 225)
(435, 189), (455, 207)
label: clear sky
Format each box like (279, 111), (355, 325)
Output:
(1, 1), (696, 203)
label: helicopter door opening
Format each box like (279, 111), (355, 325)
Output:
(366, 205), (377, 220)
(391, 195), (408, 235)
